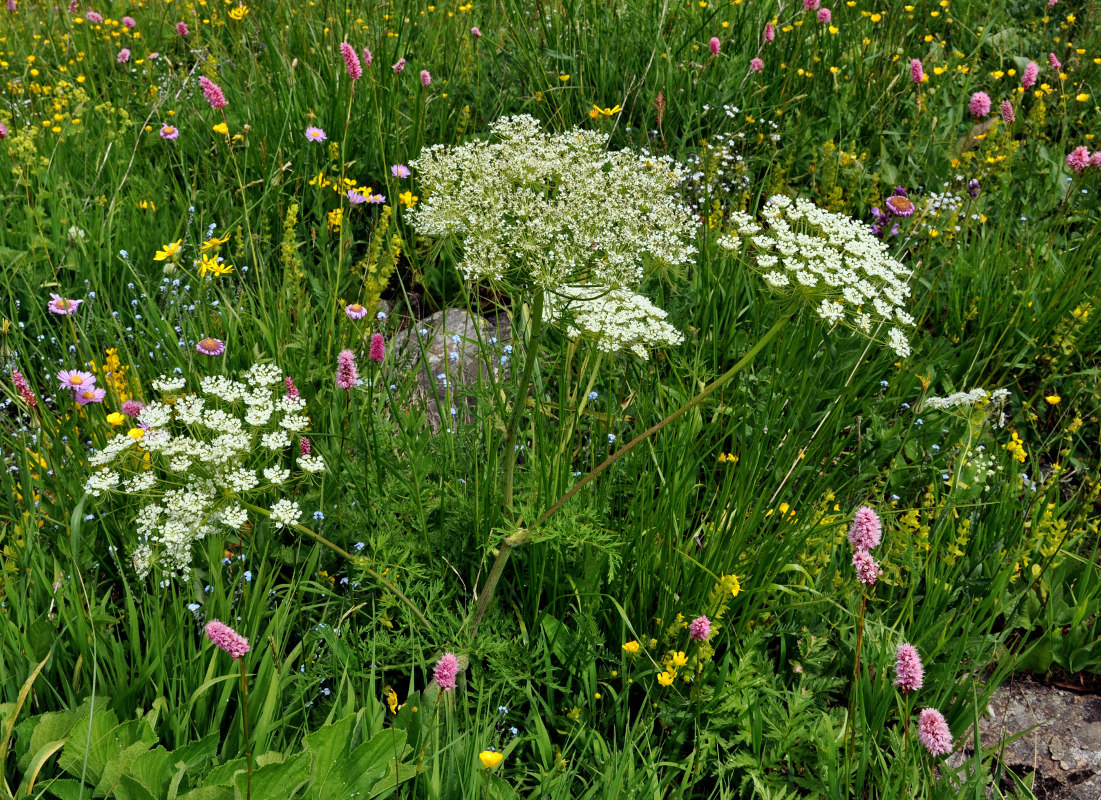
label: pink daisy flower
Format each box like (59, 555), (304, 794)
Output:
(340, 41), (362, 80)
(369, 333), (385, 363)
(750, 57), (764, 73)
(391, 164), (411, 178)
(852, 550), (880, 586)
(57, 369), (95, 392)
(893, 643), (924, 692)
(346, 189), (368, 204)
(199, 76), (228, 110)
(709, 37), (721, 55)
(305, 126), (327, 142)
(75, 387), (107, 406)
(336, 348), (358, 389)
(48, 293), (83, 315)
(176, 21), (189, 36)
(848, 506), (882, 550)
(160, 124), (179, 140)
(368, 193), (386, 204)
(345, 303), (369, 319)
(392, 57), (406, 74)
(968, 91), (991, 118)
(688, 615), (711, 641)
(117, 48), (131, 63)
(918, 708), (953, 756)
(196, 337), (226, 356)
(434, 652), (460, 691)
(1066, 146), (1091, 173)
(205, 620), (251, 659)
(420, 69), (432, 87)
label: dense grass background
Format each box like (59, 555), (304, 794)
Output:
(1, 0), (1099, 797)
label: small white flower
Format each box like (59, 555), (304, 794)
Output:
(270, 499), (301, 529)
(264, 466), (290, 485)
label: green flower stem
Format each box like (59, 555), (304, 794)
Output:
(500, 290), (545, 518)
(237, 500), (432, 631)
(471, 310), (792, 629)
(239, 658), (253, 800)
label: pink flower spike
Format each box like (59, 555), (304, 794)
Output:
(48, 293), (83, 315)
(910, 58), (924, 83)
(0, 120), (8, 139)
(67, 0), (77, 12)
(205, 620), (251, 659)
(340, 41), (362, 80)
(816, 8), (831, 23)
(765, 22), (775, 42)
(362, 47), (373, 66)
(7, 0), (18, 11)
(392, 57), (406, 74)
(688, 615), (711, 641)
(75, 387), (107, 406)
(1022, 61), (1038, 89)
(918, 708), (953, 756)
(196, 337), (226, 356)
(369, 333), (386, 363)
(968, 91), (991, 118)
(1067, 146), (1090, 173)
(345, 303), (369, 320)
(893, 643), (924, 692)
(176, 21), (189, 36)
(122, 15), (135, 28)
(57, 369), (96, 392)
(471, 26), (482, 38)
(750, 57), (764, 73)
(117, 48), (131, 63)
(709, 37), (721, 55)
(420, 69), (432, 87)
(848, 506), (882, 551)
(1000, 99), (1015, 123)
(285, 376), (300, 400)
(299, 436), (311, 456)
(85, 10), (102, 23)
(12, 369), (37, 407)
(852, 550), (880, 586)
(434, 652), (459, 691)
(336, 348), (358, 390)
(1048, 52), (1062, 71)
(1089, 152), (1101, 168)
(199, 76), (228, 110)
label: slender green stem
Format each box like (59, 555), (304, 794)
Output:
(236, 500), (432, 630)
(500, 290), (545, 518)
(471, 311), (792, 629)
(239, 658), (252, 800)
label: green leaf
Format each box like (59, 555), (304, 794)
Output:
(301, 714), (411, 800)
(177, 788), (234, 800)
(56, 706), (122, 785)
(14, 738), (66, 799)
(15, 707), (80, 771)
(232, 751), (311, 800)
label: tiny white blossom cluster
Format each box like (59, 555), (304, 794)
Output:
(921, 387), (1010, 426)
(546, 285), (684, 360)
(83, 363), (323, 580)
(718, 195), (913, 358)
(408, 115), (698, 289)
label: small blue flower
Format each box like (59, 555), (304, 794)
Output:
(377, 311), (388, 320)
(244, 571), (253, 582)
(588, 391), (599, 401)
(313, 510), (325, 520)
(608, 433), (616, 444)
(119, 250), (129, 259)
(354, 542), (365, 552)
(187, 602), (201, 612)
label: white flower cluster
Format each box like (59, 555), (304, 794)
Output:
(718, 196), (914, 358)
(922, 387), (1010, 411)
(409, 115), (698, 289)
(83, 362), (323, 580)
(546, 285), (684, 360)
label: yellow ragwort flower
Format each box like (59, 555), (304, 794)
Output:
(154, 239), (183, 261)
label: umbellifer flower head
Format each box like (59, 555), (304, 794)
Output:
(434, 652), (459, 691)
(718, 196), (913, 358)
(205, 619), (251, 659)
(893, 643), (924, 692)
(918, 708), (953, 756)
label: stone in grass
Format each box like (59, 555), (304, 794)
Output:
(389, 309), (511, 432)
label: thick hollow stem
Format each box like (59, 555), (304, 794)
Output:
(500, 290), (545, 517)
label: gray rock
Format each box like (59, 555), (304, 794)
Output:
(389, 308), (512, 431)
(947, 682), (1101, 799)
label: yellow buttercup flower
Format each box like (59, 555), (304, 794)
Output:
(127, 427), (145, 440)
(154, 239), (182, 261)
(478, 750), (504, 769)
(622, 640), (640, 654)
(1045, 395), (1061, 405)
(106, 411), (126, 426)
(657, 670), (675, 686)
(398, 191), (418, 207)
(671, 651), (688, 668)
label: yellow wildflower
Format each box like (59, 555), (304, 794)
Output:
(622, 640), (640, 654)
(657, 670), (675, 686)
(478, 750), (504, 769)
(154, 239), (182, 261)
(213, 122), (229, 135)
(106, 412), (126, 426)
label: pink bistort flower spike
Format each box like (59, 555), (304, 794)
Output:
(848, 506), (882, 551)
(336, 348), (358, 390)
(12, 369), (37, 407)
(803, 0), (819, 9)
(67, 0), (77, 12)
(122, 399), (145, 417)
(709, 37), (721, 55)
(362, 47), (373, 66)
(420, 69), (432, 87)
(816, 8), (831, 23)
(968, 91), (991, 118)
(852, 550), (880, 586)
(85, 10), (102, 23)
(1067, 146), (1091, 173)
(7, 0), (18, 12)
(341, 42), (362, 79)
(765, 22), (775, 42)
(1048, 52), (1062, 70)
(285, 376), (300, 400)
(369, 333), (386, 363)
(1022, 61), (1038, 89)
(893, 643), (924, 692)
(1000, 99), (1015, 123)
(434, 652), (459, 691)
(205, 620), (251, 659)
(199, 76), (227, 110)
(910, 59), (924, 83)
(392, 57), (406, 74)
(117, 48), (130, 63)
(176, 21), (189, 36)
(750, 57), (764, 72)
(688, 615), (711, 641)
(471, 26), (482, 38)
(918, 708), (953, 756)
(299, 436), (311, 456)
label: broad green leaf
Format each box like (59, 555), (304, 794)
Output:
(231, 751), (311, 800)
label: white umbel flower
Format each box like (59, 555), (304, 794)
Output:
(270, 499), (301, 529)
(546, 285), (684, 360)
